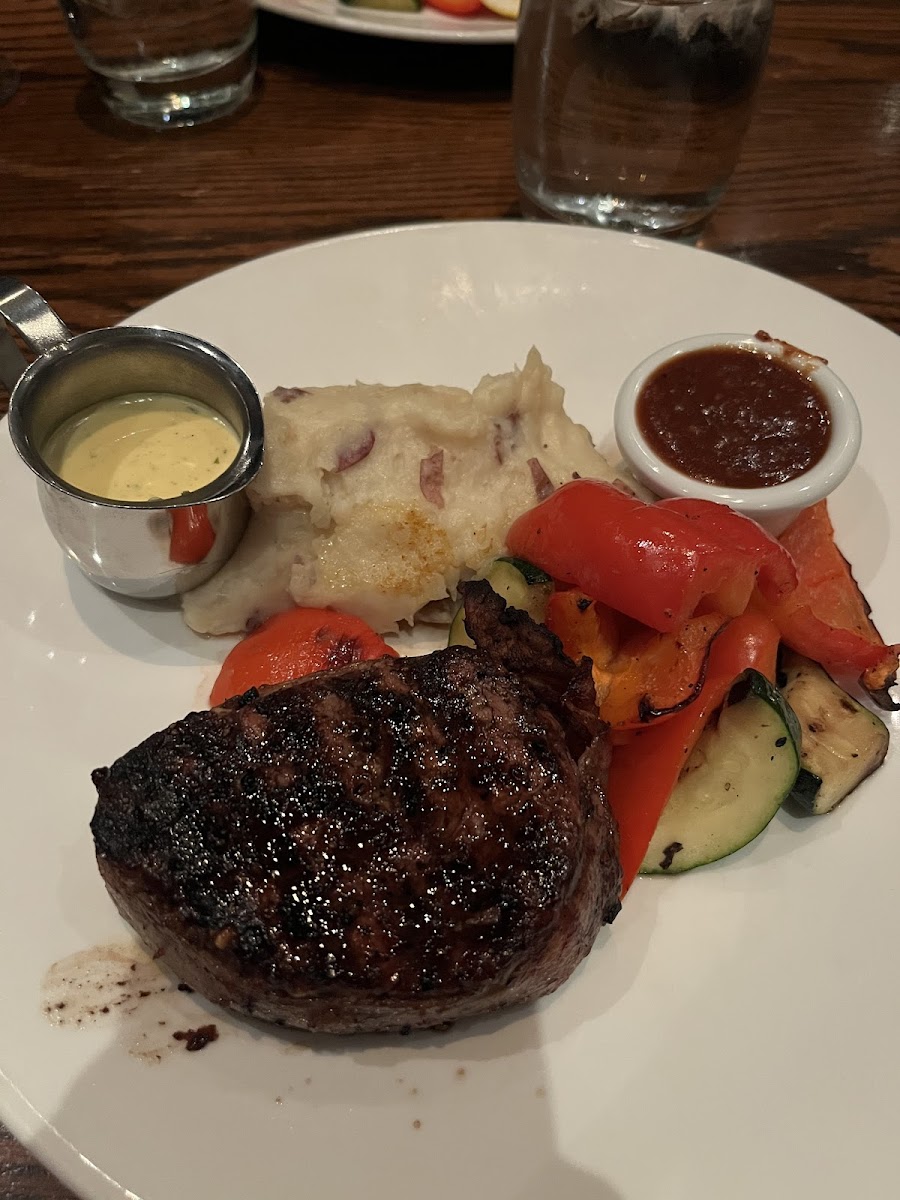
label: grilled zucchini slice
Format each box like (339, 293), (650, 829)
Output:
(641, 670), (801, 875)
(779, 651), (889, 814)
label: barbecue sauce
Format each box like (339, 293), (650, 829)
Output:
(636, 344), (832, 489)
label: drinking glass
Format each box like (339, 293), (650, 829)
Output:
(513, 0), (775, 235)
(57, 0), (257, 129)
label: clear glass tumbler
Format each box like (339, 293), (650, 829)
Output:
(513, 0), (774, 235)
(57, 0), (257, 129)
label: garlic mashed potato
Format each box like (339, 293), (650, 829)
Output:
(182, 349), (621, 636)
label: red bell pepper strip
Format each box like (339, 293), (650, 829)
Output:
(507, 480), (772, 633)
(607, 611), (780, 896)
(210, 606), (397, 707)
(658, 497), (798, 606)
(169, 504), (216, 565)
(755, 501), (899, 707)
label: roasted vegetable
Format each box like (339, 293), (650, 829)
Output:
(780, 651), (890, 814)
(607, 612), (781, 894)
(209, 607), (397, 706)
(757, 502), (899, 709)
(546, 590), (727, 729)
(640, 670), (801, 875)
(507, 480), (796, 633)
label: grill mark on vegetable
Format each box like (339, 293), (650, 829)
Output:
(637, 675), (705, 724)
(659, 842), (683, 871)
(638, 620), (731, 723)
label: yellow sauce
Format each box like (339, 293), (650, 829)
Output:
(43, 392), (240, 502)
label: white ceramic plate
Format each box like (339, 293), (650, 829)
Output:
(2, 221), (899, 1200)
(259, 0), (516, 44)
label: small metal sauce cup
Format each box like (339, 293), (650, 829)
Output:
(1, 277), (264, 599)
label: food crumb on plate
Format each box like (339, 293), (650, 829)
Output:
(172, 1024), (219, 1052)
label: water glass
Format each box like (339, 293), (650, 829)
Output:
(513, 0), (775, 235)
(57, 0), (257, 129)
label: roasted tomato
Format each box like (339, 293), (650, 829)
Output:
(210, 607), (397, 706)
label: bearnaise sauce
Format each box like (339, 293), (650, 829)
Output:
(44, 392), (240, 502)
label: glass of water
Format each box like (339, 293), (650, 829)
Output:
(57, 0), (257, 129)
(513, 0), (774, 235)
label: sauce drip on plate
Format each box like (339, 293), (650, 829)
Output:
(636, 346), (832, 489)
(44, 392), (240, 502)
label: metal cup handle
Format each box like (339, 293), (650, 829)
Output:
(0, 277), (72, 395)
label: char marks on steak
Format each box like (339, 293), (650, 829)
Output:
(91, 581), (621, 1034)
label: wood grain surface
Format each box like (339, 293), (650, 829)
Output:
(1, 0), (898, 1196)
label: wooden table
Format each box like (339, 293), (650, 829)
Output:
(1, 0), (898, 1195)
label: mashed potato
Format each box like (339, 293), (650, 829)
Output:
(182, 349), (622, 635)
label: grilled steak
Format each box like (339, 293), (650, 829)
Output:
(91, 582), (621, 1034)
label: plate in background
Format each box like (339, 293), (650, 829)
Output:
(259, 0), (517, 44)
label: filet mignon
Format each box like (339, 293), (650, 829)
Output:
(91, 582), (621, 1034)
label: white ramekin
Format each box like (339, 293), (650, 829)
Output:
(613, 332), (861, 535)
